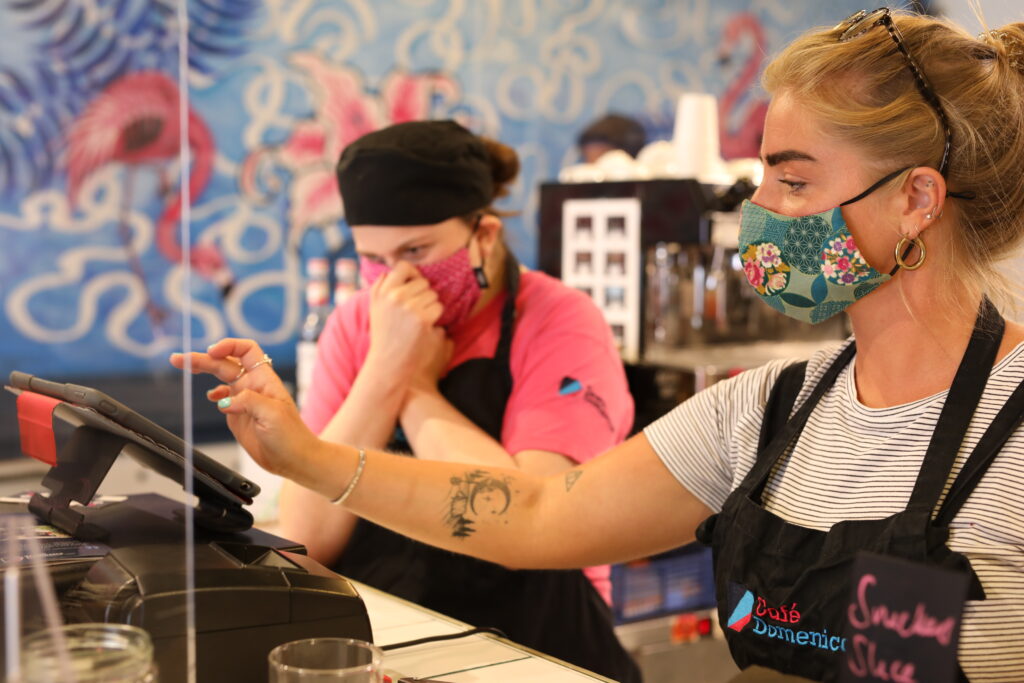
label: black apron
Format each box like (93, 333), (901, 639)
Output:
(697, 299), (1024, 681)
(336, 254), (641, 683)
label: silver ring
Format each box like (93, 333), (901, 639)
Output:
(245, 354), (273, 374)
(228, 363), (246, 384)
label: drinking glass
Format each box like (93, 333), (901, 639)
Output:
(20, 623), (157, 683)
(269, 637), (383, 683)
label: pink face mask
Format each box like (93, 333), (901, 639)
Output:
(359, 247), (483, 328)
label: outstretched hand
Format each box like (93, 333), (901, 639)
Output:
(169, 338), (322, 486)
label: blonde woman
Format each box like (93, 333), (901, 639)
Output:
(175, 10), (1024, 681)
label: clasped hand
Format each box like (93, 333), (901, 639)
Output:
(365, 261), (452, 389)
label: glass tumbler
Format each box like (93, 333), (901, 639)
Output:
(20, 622), (157, 683)
(269, 637), (383, 683)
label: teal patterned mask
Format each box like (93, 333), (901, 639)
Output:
(737, 169), (907, 324)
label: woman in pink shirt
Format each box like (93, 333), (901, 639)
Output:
(275, 120), (638, 682)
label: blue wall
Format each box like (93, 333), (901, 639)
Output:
(0, 0), (873, 378)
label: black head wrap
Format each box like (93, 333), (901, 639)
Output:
(336, 120), (493, 226)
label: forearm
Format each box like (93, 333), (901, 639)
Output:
(319, 358), (407, 448)
(399, 385), (517, 467)
(279, 361), (405, 561)
(307, 441), (556, 568)
(294, 434), (706, 571)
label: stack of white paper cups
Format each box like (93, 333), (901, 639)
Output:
(672, 92), (731, 184)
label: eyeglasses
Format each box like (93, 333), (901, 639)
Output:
(835, 8), (952, 177)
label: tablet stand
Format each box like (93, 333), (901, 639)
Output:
(28, 425), (130, 541)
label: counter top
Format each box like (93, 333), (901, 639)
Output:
(357, 581), (613, 682)
(641, 339), (837, 373)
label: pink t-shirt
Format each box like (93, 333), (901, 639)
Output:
(302, 269), (634, 603)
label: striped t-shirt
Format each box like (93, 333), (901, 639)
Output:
(644, 338), (1024, 682)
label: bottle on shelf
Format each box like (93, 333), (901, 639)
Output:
(333, 256), (359, 307)
(644, 242), (683, 349)
(676, 244), (703, 346)
(703, 244), (752, 343)
(296, 257), (331, 411)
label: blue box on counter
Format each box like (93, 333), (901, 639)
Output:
(610, 543), (716, 623)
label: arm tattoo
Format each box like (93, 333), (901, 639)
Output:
(443, 469), (515, 538)
(564, 470), (582, 492)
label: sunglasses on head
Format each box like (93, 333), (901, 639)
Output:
(835, 8), (952, 177)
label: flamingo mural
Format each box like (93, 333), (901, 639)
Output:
(241, 53), (459, 252)
(67, 71), (232, 326)
(0, 0), (257, 342)
(717, 13), (770, 160)
(0, 0), (868, 380)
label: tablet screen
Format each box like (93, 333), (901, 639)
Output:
(7, 372), (260, 514)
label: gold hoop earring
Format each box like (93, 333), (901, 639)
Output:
(894, 237), (926, 271)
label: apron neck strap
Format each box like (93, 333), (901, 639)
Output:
(906, 298), (1004, 514)
(493, 250), (520, 366)
(746, 341), (857, 502)
(933, 373), (1024, 525)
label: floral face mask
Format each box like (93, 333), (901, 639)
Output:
(737, 168), (906, 324)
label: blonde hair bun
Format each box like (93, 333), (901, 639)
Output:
(982, 25), (1024, 75)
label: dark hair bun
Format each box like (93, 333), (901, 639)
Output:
(480, 137), (520, 200)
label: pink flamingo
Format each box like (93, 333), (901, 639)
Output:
(381, 69), (458, 125)
(717, 13), (770, 160)
(240, 54), (458, 251)
(67, 71), (233, 325)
